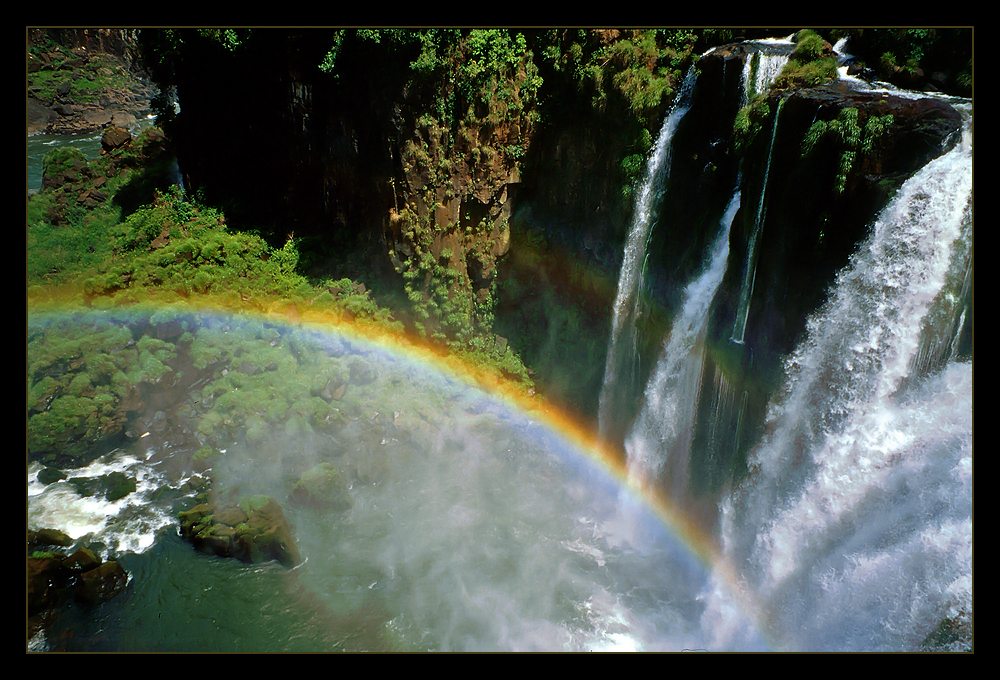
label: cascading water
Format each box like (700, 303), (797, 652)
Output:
(597, 68), (698, 440)
(740, 48), (791, 105)
(731, 97), (785, 345)
(624, 191), (740, 495)
(703, 106), (973, 651)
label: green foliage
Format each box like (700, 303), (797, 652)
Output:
(540, 30), (690, 120)
(772, 57), (838, 90)
(733, 98), (772, 153)
(30, 551), (61, 560)
(800, 108), (894, 194)
(27, 47), (136, 105)
(196, 29), (247, 52)
(791, 30), (827, 61)
(318, 30), (346, 74)
(27, 320), (177, 459)
(772, 29), (837, 91)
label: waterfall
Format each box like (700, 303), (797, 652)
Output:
(731, 97), (786, 344)
(704, 108), (973, 651)
(740, 49), (791, 106)
(624, 190), (740, 493)
(597, 68), (698, 440)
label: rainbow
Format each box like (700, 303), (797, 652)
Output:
(27, 292), (770, 650)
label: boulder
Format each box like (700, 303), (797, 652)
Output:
(37, 466), (67, 485)
(100, 125), (131, 153)
(111, 111), (137, 128)
(103, 471), (137, 501)
(348, 358), (376, 385)
(64, 547), (101, 572)
(68, 472), (137, 501)
(76, 561), (128, 605)
(28, 556), (69, 614)
(29, 528), (73, 548)
(178, 496), (301, 568)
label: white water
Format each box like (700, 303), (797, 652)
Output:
(731, 97), (786, 344)
(704, 111), (973, 651)
(28, 449), (178, 558)
(624, 191), (740, 492)
(740, 50), (791, 105)
(597, 68), (698, 439)
(832, 36), (850, 58)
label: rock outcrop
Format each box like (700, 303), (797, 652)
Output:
(178, 495), (302, 567)
(28, 539), (129, 638)
(27, 29), (155, 135)
(687, 46), (965, 491)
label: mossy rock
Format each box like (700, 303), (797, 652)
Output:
(178, 496), (301, 568)
(348, 358), (377, 386)
(69, 472), (137, 502)
(290, 462), (352, 511)
(29, 528), (73, 548)
(37, 466), (67, 485)
(103, 471), (137, 501)
(233, 497), (302, 567)
(213, 505), (247, 526)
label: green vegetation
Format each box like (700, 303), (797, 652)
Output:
(28, 38), (136, 105)
(28, 129), (173, 283)
(801, 108), (894, 193)
(537, 29), (694, 120)
(30, 551), (61, 560)
(772, 30), (838, 91)
(733, 98), (773, 153)
(828, 28), (971, 96)
(27, 319), (174, 461)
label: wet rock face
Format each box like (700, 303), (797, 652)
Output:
(690, 68), (964, 491)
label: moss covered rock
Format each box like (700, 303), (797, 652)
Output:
(29, 528), (73, 548)
(179, 496), (301, 568)
(37, 466), (67, 485)
(290, 462), (352, 511)
(68, 471), (137, 502)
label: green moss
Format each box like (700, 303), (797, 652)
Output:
(30, 551), (61, 560)
(733, 99), (772, 153)
(771, 30), (838, 91)
(772, 57), (838, 90)
(238, 495), (272, 516)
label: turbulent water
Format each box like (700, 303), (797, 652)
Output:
(624, 191), (740, 494)
(703, 107), (973, 651)
(597, 68), (698, 441)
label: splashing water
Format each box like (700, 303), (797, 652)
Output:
(731, 97), (786, 344)
(740, 48), (791, 105)
(624, 190), (740, 494)
(706, 107), (973, 651)
(598, 67), (699, 440)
